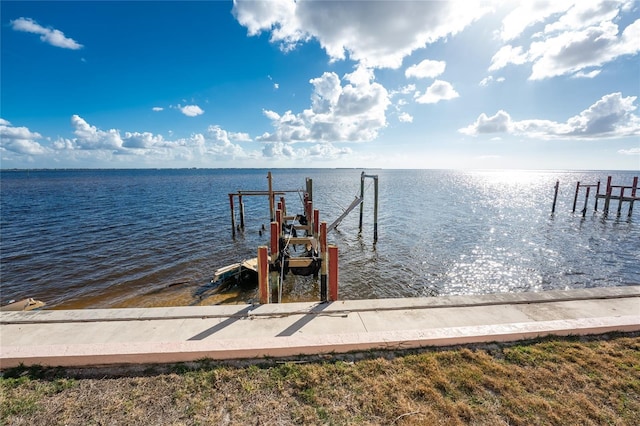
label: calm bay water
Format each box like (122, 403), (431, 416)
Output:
(1, 169), (638, 309)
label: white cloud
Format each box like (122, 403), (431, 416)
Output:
(405, 60), (446, 79)
(262, 141), (351, 160)
(233, 0), (493, 69)
(44, 116), (254, 166)
(0, 119), (47, 155)
(479, 76), (505, 86)
(459, 92), (640, 139)
(415, 80), (459, 104)
(618, 147), (640, 155)
(258, 65), (390, 143)
(572, 70), (601, 78)
(488, 45), (528, 72)
(491, 1), (639, 80)
(152, 107), (164, 112)
(398, 112), (413, 123)
(179, 105), (204, 117)
(498, 1), (574, 41)
(11, 17), (83, 50)
(70, 115), (123, 150)
(460, 110), (512, 135)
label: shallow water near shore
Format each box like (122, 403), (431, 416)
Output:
(1, 168), (638, 309)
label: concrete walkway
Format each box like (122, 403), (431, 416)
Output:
(1, 286), (639, 368)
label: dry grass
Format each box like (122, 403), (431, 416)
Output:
(2, 334), (639, 425)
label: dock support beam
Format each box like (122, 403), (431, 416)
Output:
(359, 171), (379, 244)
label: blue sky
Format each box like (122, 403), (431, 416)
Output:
(1, 0), (639, 170)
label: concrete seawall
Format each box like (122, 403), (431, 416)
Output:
(1, 286), (639, 368)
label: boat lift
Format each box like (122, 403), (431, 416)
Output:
(215, 171), (379, 303)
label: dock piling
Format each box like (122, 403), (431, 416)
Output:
(582, 187), (590, 217)
(572, 181), (580, 213)
(328, 244), (338, 301)
(320, 221), (328, 302)
(258, 246), (269, 304)
(229, 194), (236, 237)
(557, 175), (638, 219)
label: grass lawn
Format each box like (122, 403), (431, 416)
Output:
(2, 333), (639, 425)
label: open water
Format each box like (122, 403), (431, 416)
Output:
(1, 169), (638, 309)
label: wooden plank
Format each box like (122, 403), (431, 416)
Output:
(287, 258), (316, 267)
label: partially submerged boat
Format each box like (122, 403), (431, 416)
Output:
(1, 298), (46, 311)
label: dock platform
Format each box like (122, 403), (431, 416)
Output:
(1, 286), (638, 369)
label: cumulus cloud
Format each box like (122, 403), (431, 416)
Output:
(459, 92), (640, 140)
(491, 1), (639, 80)
(0, 119), (47, 155)
(11, 17), (83, 50)
(45, 116), (253, 166)
(179, 105), (204, 117)
(415, 80), (460, 104)
(233, 0), (493, 69)
(258, 65), (390, 144)
(398, 112), (413, 123)
(405, 60), (446, 79)
(152, 107), (164, 112)
(262, 141), (351, 160)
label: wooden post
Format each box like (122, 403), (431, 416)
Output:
(307, 201), (313, 237)
(320, 221), (328, 302)
(572, 181), (580, 213)
(594, 181), (601, 211)
(604, 187), (612, 217)
(606, 176), (612, 194)
(276, 209), (282, 231)
(239, 195), (245, 230)
(258, 246), (269, 304)
(582, 186), (590, 217)
(268, 171), (275, 222)
(328, 244), (338, 301)
(270, 221), (279, 260)
(629, 177), (638, 217)
(280, 196), (286, 216)
(313, 209), (320, 238)
(617, 187), (625, 217)
(358, 171), (365, 234)
(551, 180), (559, 213)
(373, 176), (379, 244)
(270, 221), (280, 303)
(229, 194), (236, 237)
(306, 178), (313, 202)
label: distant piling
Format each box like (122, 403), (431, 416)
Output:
(552, 180), (559, 214)
(556, 175), (639, 219)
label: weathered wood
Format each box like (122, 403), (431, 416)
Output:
(286, 258), (316, 267)
(328, 245), (338, 301)
(258, 246), (269, 304)
(320, 222), (328, 302)
(285, 237), (315, 246)
(229, 194), (236, 237)
(572, 181), (580, 213)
